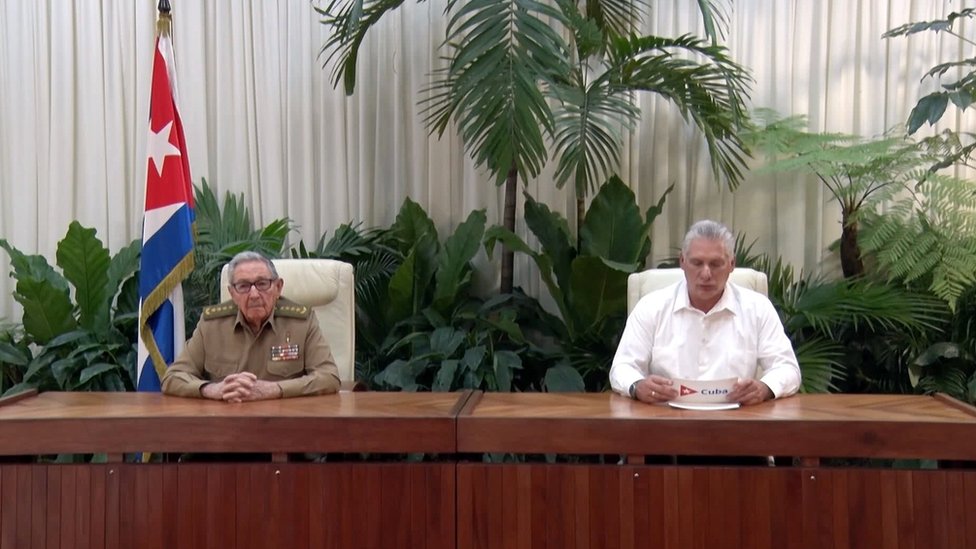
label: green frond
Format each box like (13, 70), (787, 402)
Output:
(549, 73), (640, 196)
(732, 234), (765, 269)
(860, 173), (976, 309)
(882, 7), (976, 39)
(579, 0), (648, 39)
(604, 33), (752, 190)
(694, 0), (733, 43)
(790, 279), (947, 336)
(422, 0), (572, 182)
(915, 364), (970, 400)
(793, 338), (846, 393)
(315, 0), (408, 94)
(744, 112), (934, 212)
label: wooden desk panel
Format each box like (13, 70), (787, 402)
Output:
(455, 463), (976, 549)
(0, 463), (455, 549)
(0, 391), (469, 455)
(457, 392), (976, 459)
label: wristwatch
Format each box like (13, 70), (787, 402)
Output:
(628, 380), (640, 399)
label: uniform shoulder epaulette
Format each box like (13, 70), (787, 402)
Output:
(202, 300), (238, 320)
(275, 297), (311, 319)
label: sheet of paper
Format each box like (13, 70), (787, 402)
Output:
(668, 401), (740, 411)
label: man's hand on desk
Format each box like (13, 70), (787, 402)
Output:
(634, 375), (678, 403)
(727, 379), (773, 405)
(200, 372), (283, 402)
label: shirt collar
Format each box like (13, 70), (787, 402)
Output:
(234, 307), (279, 334)
(673, 279), (741, 316)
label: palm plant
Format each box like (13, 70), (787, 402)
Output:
(740, 248), (948, 395)
(743, 110), (934, 278)
(316, 0), (752, 292)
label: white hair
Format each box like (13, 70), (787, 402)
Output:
(681, 220), (734, 258)
(226, 251), (279, 282)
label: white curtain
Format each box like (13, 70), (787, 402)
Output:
(0, 0), (973, 320)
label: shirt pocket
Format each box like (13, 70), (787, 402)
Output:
(267, 358), (304, 378)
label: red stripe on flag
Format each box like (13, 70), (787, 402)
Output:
(145, 39), (194, 211)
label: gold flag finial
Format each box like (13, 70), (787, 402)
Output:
(156, 0), (172, 36)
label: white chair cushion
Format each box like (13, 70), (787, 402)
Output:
(627, 267), (768, 314)
(220, 258), (356, 383)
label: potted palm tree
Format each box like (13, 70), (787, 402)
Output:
(316, 0), (752, 292)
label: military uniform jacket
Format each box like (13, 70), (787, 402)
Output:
(162, 297), (341, 398)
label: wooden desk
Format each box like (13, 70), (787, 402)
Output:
(1, 391), (975, 548)
(0, 390), (466, 456)
(457, 392), (976, 460)
(455, 392), (976, 549)
(0, 391), (467, 549)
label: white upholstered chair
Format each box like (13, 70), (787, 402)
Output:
(219, 258), (356, 384)
(626, 267), (769, 314)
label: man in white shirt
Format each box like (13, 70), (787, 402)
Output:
(609, 220), (801, 405)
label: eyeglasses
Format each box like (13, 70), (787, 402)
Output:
(230, 278), (276, 294)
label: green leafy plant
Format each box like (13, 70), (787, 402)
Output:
(909, 283), (976, 402)
(851, 175), (976, 402)
(858, 172), (976, 310)
(291, 222), (402, 332)
(484, 175), (670, 390)
(184, 178), (292, 328)
(317, 0), (751, 292)
(0, 321), (28, 395)
(884, 8), (976, 172)
(735, 243), (949, 396)
(347, 199), (548, 391)
(0, 222), (141, 395)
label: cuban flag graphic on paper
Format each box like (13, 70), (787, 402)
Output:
(136, 30), (195, 391)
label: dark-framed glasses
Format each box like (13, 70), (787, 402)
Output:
(231, 278), (276, 294)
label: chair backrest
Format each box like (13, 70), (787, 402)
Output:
(220, 258), (356, 383)
(626, 268), (768, 314)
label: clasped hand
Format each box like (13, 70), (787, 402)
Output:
(634, 375), (772, 406)
(201, 372), (282, 402)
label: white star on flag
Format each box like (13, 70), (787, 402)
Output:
(147, 120), (181, 177)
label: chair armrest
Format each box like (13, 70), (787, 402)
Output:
(339, 379), (368, 392)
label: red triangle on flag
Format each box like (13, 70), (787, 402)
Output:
(680, 385), (698, 396)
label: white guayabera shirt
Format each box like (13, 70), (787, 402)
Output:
(609, 281), (801, 399)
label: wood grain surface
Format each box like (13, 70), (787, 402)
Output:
(457, 392), (976, 459)
(456, 463), (976, 549)
(0, 391), (471, 455)
(0, 463), (455, 549)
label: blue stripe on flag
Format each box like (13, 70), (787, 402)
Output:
(140, 203), (195, 298)
(138, 299), (176, 391)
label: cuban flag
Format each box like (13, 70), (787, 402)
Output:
(136, 21), (195, 392)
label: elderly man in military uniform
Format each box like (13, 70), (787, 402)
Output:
(162, 251), (341, 401)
